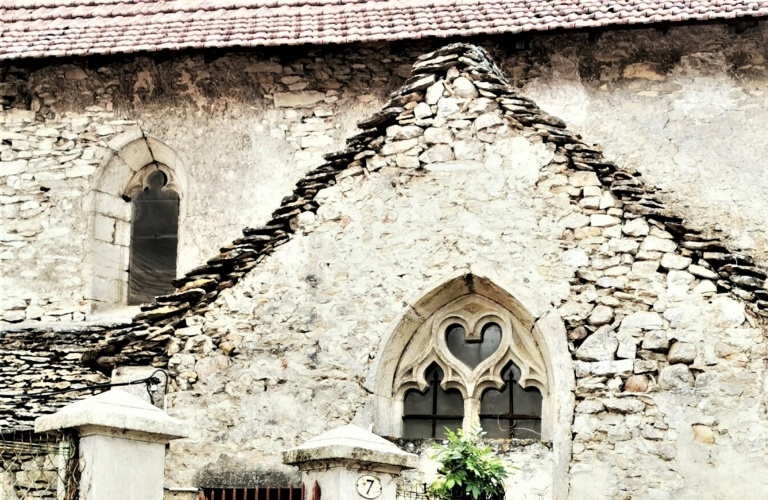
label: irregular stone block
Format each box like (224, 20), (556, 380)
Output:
(575, 359), (633, 377)
(660, 253), (692, 270)
(692, 424), (715, 444)
(668, 342), (696, 364)
(576, 325), (618, 361)
(569, 171), (600, 187)
(623, 218), (649, 237)
(588, 305), (614, 326)
(625, 374), (649, 392)
(274, 91), (325, 108)
(659, 364), (694, 390)
(452, 77), (478, 98)
(641, 330), (669, 351)
(622, 311), (663, 330)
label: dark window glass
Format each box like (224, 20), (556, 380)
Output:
(128, 170), (179, 305)
(446, 323), (502, 370)
(403, 364), (464, 439)
(480, 362), (543, 439)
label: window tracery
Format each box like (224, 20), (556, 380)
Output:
(393, 294), (546, 439)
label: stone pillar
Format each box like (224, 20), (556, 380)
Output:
(282, 424), (418, 500)
(35, 389), (190, 500)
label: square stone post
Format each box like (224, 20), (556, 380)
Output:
(35, 389), (190, 500)
(283, 424), (418, 500)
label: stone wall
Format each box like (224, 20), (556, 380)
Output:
(152, 43), (768, 500)
(0, 47), (410, 321)
(5, 24), (768, 322)
(2, 22), (768, 500)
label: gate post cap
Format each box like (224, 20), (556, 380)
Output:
(35, 389), (190, 443)
(282, 424), (418, 470)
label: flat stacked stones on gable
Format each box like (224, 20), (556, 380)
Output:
(85, 43), (767, 387)
(9, 42), (759, 498)
(0, 322), (111, 429)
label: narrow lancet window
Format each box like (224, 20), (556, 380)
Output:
(480, 362), (542, 439)
(128, 169), (179, 304)
(403, 364), (464, 439)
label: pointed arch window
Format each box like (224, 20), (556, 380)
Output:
(403, 364), (464, 439)
(392, 294), (547, 440)
(127, 167), (179, 305)
(480, 362), (543, 439)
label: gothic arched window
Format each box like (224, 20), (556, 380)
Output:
(392, 294), (547, 440)
(127, 168), (179, 305)
(480, 362), (543, 439)
(403, 364), (464, 439)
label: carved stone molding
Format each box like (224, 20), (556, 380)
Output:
(123, 162), (182, 200)
(393, 294), (549, 403)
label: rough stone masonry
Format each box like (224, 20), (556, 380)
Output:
(85, 43), (764, 500)
(2, 23), (768, 500)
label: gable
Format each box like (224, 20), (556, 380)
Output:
(2, 41), (766, 441)
(87, 43), (767, 377)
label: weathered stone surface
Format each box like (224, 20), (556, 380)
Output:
(710, 297), (745, 326)
(575, 359), (634, 377)
(590, 214), (621, 227)
(576, 325), (618, 361)
(621, 311), (663, 330)
(274, 91), (326, 108)
(424, 127), (453, 144)
(659, 364), (694, 390)
(604, 398), (645, 413)
(660, 253), (692, 270)
(451, 77), (478, 99)
(588, 305), (614, 326)
(686, 264), (715, 279)
(641, 236), (677, 253)
(668, 342), (696, 364)
(425, 81), (445, 104)
(623, 218), (649, 236)
(386, 125), (423, 140)
(563, 248), (589, 267)
(625, 374), (649, 392)
(692, 424), (715, 444)
(569, 171), (600, 187)
(641, 330), (669, 351)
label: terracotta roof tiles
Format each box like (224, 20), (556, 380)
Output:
(0, 1), (766, 59)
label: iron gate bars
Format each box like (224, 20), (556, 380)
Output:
(200, 481), (320, 500)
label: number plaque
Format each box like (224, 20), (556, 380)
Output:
(356, 475), (382, 499)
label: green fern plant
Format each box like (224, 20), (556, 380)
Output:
(428, 426), (510, 500)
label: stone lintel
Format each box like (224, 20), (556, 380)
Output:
(282, 424), (418, 470)
(35, 389), (190, 443)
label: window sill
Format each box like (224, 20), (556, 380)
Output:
(389, 437), (552, 454)
(88, 305), (141, 323)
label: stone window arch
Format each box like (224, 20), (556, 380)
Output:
(393, 294), (547, 439)
(86, 133), (187, 312)
(371, 272), (574, 446)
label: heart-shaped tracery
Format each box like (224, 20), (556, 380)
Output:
(446, 322), (502, 370)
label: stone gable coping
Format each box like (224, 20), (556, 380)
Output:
(88, 42), (768, 373)
(4, 42), (768, 429)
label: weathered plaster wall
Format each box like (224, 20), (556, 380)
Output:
(150, 45), (768, 500)
(163, 123), (569, 498)
(0, 48), (409, 320)
(4, 24), (768, 322)
(507, 24), (768, 265)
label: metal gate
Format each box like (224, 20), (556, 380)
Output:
(199, 481), (320, 500)
(0, 430), (79, 500)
